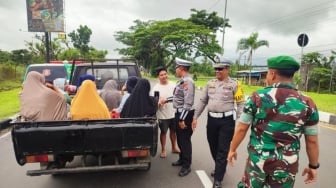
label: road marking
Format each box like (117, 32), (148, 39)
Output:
(320, 124), (336, 131)
(0, 131), (10, 140)
(196, 170), (213, 188)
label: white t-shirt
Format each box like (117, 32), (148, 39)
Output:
(151, 81), (175, 119)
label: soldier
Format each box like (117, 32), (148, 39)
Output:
(164, 57), (195, 177)
(227, 55), (320, 188)
(192, 57), (245, 188)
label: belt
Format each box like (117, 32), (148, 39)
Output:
(176, 108), (194, 113)
(208, 111), (233, 118)
(177, 108), (183, 113)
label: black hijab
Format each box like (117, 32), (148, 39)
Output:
(120, 79), (158, 118)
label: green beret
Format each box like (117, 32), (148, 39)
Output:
(267, 55), (300, 71)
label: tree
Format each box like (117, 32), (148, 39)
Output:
(10, 49), (32, 78)
(115, 18), (222, 75)
(301, 52), (323, 91)
(188, 9), (231, 32)
(236, 32), (269, 86)
(68, 25), (92, 57)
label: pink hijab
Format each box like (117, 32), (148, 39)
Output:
(19, 71), (67, 121)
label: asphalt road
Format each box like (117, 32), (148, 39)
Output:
(0, 89), (335, 188)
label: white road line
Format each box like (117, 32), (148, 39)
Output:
(0, 131), (10, 140)
(196, 170), (213, 188)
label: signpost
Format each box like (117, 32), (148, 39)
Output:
(297, 33), (309, 91)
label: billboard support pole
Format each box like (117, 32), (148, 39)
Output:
(45, 32), (50, 63)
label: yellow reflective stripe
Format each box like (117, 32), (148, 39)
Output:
(234, 81), (245, 102)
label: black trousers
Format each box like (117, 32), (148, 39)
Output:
(175, 110), (194, 169)
(207, 114), (235, 181)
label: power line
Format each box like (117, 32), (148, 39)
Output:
(206, 0), (222, 12)
(251, 1), (336, 31)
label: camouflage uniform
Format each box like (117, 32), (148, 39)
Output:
(238, 83), (319, 188)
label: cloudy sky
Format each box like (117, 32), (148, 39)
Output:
(1, 0), (336, 65)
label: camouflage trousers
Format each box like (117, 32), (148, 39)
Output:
(237, 154), (299, 188)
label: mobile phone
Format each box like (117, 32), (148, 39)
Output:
(154, 91), (160, 99)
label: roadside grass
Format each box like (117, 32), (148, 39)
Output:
(168, 76), (336, 114)
(0, 88), (20, 120)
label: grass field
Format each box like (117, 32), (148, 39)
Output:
(0, 88), (20, 119)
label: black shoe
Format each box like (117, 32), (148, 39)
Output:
(213, 180), (222, 188)
(172, 160), (183, 166)
(178, 167), (191, 177)
(210, 170), (215, 177)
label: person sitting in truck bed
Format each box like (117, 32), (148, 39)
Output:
(19, 71), (67, 121)
(120, 78), (158, 118)
(76, 74), (96, 91)
(70, 80), (110, 120)
(112, 76), (139, 114)
(100, 80), (122, 111)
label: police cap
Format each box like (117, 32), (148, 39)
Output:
(175, 57), (192, 67)
(213, 56), (232, 68)
(267, 55), (300, 71)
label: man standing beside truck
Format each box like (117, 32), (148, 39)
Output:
(152, 66), (180, 158)
(166, 57), (195, 177)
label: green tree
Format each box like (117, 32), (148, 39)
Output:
(236, 32), (269, 86)
(57, 48), (81, 60)
(0, 50), (11, 63)
(68, 25), (93, 57)
(301, 52), (323, 91)
(115, 18), (222, 75)
(188, 9), (231, 32)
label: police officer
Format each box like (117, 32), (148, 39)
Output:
(192, 57), (245, 188)
(165, 57), (195, 177)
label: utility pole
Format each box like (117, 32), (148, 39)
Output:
(330, 60), (336, 93)
(221, 0), (228, 54)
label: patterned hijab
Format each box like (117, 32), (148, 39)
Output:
(70, 80), (110, 120)
(19, 71), (67, 121)
(100, 80), (122, 111)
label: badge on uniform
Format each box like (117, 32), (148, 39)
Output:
(183, 82), (188, 91)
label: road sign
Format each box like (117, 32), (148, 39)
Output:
(58, 33), (66, 39)
(298, 33), (309, 47)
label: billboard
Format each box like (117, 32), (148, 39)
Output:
(26, 0), (64, 32)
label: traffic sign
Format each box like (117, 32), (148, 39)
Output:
(298, 33), (309, 47)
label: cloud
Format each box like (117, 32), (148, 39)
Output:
(1, 0), (336, 64)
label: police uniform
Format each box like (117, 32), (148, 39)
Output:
(169, 57), (195, 177)
(193, 58), (245, 186)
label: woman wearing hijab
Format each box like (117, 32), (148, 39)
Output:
(76, 74), (95, 91)
(19, 71), (67, 121)
(120, 78), (158, 118)
(70, 80), (110, 120)
(113, 76), (139, 113)
(100, 80), (122, 111)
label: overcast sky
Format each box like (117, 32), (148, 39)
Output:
(1, 0), (336, 65)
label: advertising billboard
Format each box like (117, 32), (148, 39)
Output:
(26, 0), (64, 32)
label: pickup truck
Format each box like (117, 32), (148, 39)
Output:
(2, 59), (158, 176)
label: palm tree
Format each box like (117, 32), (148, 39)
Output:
(236, 32), (269, 86)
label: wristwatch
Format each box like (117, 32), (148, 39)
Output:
(308, 163), (320, 169)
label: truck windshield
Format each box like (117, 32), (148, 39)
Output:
(25, 66), (68, 83)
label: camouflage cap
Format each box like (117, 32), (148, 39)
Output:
(267, 55), (300, 71)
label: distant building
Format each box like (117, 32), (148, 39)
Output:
(237, 66), (268, 86)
